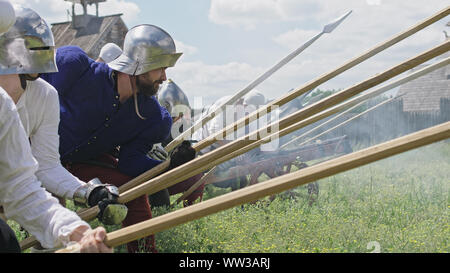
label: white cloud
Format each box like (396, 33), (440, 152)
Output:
(167, 60), (265, 105)
(208, 0), (281, 30)
(172, 0), (449, 106)
(10, 0), (72, 22)
(175, 40), (198, 56)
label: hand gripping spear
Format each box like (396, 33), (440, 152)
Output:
(19, 6), (450, 251)
(20, 40), (450, 251)
(117, 6), (449, 194)
(56, 121), (450, 252)
(164, 10), (353, 152)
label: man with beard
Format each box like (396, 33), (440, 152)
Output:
(40, 24), (197, 253)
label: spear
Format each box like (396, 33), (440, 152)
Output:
(192, 6), (450, 154)
(281, 56), (450, 150)
(56, 121), (450, 252)
(19, 41), (449, 251)
(164, 10), (353, 152)
(18, 9), (450, 250)
(296, 95), (400, 147)
(163, 54), (450, 200)
(115, 41), (450, 206)
(116, 6), (450, 195)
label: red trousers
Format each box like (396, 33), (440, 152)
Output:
(66, 153), (205, 253)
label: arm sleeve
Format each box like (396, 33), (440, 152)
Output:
(0, 93), (89, 249)
(30, 86), (85, 199)
(118, 113), (173, 177)
(40, 46), (90, 97)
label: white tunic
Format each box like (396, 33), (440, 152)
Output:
(16, 78), (84, 199)
(0, 87), (89, 248)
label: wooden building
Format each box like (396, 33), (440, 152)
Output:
(51, 0), (128, 59)
(397, 52), (450, 114)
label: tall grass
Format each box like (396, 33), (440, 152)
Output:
(10, 141), (449, 253)
(150, 141), (449, 253)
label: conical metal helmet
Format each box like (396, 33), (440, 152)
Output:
(158, 78), (191, 118)
(108, 24), (182, 76)
(0, 6), (57, 75)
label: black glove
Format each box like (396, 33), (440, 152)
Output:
(168, 140), (196, 169)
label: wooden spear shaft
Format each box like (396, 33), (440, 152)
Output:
(18, 42), (450, 251)
(280, 99), (369, 149)
(118, 40), (449, 204)
(280, 56), (450, 149)
(183, 55), (450, 198)
(56, 121), (450, 252)
(296, 96), (398, 147)
(117, 6), (449, 194)
(20, 7), (450, 252)
(172, 166), (218, 206)
(176, 98), (395, 199)
(164, 11), (353, 153)
(192, 6), (450, 153)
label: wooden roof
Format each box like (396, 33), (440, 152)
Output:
(397, 51), (450, 113)
(51, 14), (126, 58)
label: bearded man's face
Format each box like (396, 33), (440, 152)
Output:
(136, 67), (167, 96)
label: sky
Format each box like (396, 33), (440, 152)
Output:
(9, 0), (450, 106)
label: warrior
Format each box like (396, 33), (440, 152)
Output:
(0, 3), (111, 253)
(96, 42), (122, 63)
(40, 24), (197, 253)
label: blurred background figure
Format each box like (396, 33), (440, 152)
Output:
(0, 0), (16, 34)
(96, 42), (122, 63)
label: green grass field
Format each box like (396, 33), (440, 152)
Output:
(150, 140), (449, 253)
(10, 141), (449, 253)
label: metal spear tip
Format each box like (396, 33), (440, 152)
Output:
(322, 10), (352, 34)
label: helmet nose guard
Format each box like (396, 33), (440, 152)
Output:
(0, 6), (57, 75)
(108, 24), (182, 76)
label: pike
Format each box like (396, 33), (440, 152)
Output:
(296, 96), (399, 147)
(20, 7), (450, 250)
(19, 41), (450, 251)
(116, 6), (450, 196)
(175, 136), (351, 206)
(164, 10), (353, 152)
(56, 121), (450, 252)
(281, 55), (450, 149)
(280, 98), (373, 149)
(172, 166), (217, 206)
(116, 42), (450, 206)
(162, 54), (450, 200)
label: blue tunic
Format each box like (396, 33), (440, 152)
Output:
(41, 46), (172, 177)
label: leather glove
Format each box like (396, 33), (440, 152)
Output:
(168, 140), (196, 170)
(148, 143), (169, 161)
